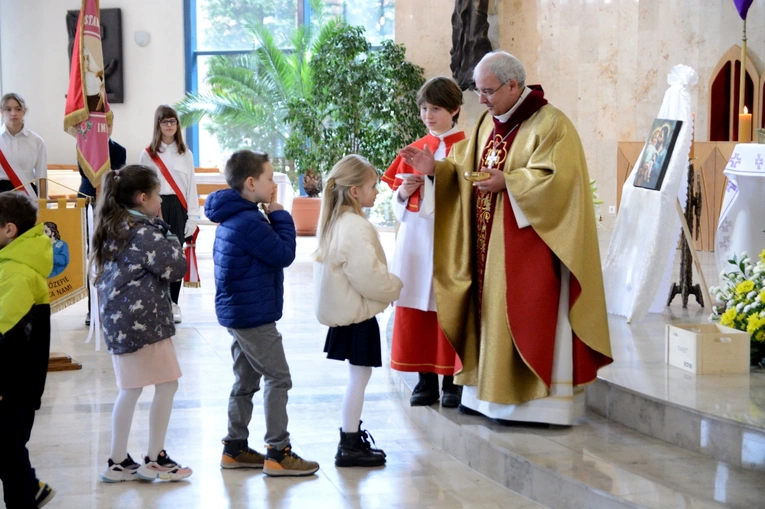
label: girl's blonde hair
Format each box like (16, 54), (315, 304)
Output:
(315, 154), (378, 262)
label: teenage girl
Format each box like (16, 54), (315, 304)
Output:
(138, 105), (199, 323)
(0, 93), (47, 197)
(91, 165), (192, 482)
(314, 155), (403, 467)
(381, 76), (465, 407)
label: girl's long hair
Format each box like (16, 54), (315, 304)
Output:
(90, 165), (160, 282)
(315, 154), (378, 262)
(149, 104), (186, 156)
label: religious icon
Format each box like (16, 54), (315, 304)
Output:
(633, 118), (683, 191)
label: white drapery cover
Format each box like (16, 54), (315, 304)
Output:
(602, 64), (698, 322)
(715, 144), (765, 277)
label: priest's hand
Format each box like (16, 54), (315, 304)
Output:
(398, 175), (424, 200)
(399, 145), (435, 175)
(474, 168), (507, 193)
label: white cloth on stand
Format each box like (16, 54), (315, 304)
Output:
(715, 144), (765, 276)
(602, 64), (697, 322)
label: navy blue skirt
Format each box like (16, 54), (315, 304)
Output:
(324, 317), (382, 367)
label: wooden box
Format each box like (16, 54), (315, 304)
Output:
(665, 324), (750, 374)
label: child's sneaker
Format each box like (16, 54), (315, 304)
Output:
(101, 454), (140, 482)
(263, 445), (319, 477)
(35, 480), (55, 508)
(221, 439), (265, 469)
(136, 450), (192, 481)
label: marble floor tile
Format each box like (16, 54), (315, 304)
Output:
(1, 228), (541, 509)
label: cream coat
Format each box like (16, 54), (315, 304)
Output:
(314, 212), (402, 327)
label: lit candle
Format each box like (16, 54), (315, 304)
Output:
(739, 106), (752, 143)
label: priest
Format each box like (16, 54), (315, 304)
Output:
(400, 51), (612, 425)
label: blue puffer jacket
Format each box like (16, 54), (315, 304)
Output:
(205, 188), (296, 329)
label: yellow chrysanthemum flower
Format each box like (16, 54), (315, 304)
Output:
(720, 307), (738, 326)
(736, 280), (755, 295)
(746, 314), (765, 335)
(756, 330), (765, 343)
(759, 249), (765, 264)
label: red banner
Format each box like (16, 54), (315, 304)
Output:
(64, 0), (112, 187)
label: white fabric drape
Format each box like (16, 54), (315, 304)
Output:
(602, 64), (698, 322)
(715, 144), (765, 277)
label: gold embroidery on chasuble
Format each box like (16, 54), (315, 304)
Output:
(466, 124), (549, 403)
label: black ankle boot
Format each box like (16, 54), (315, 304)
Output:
(358, 421), (386, 458)
(410, 372), (439, 406)
(335, 428), (386, 467)
(441, 376), (462, 408)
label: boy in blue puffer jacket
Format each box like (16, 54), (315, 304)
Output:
(205, 150), (319, 477)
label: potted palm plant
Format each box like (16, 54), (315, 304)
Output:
(175, 0), (339, 228)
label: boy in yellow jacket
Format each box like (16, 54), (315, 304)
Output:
(0, 192), (55, 508)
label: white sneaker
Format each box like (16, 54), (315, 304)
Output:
(101, 454), (140, 482)
(172, 303), (182, 323)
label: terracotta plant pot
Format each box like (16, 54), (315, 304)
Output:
(292, 196), (322, 236)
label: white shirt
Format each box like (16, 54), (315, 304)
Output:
(0, 123), (47, 182)
(138, 142), (200, 236)
(314, 212), (403, 327)
(391, 126), (462, 311)
(494, 85), (531, 123)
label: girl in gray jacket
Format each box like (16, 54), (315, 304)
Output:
(91, 165), (191, 483)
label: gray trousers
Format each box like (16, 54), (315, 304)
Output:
(224, 323), (292, 449)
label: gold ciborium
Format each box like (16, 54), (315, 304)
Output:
(463, 171), (491, 182)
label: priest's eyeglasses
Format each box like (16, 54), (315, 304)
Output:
(160, 119), (178, 126)
(473, 81), (508, 99)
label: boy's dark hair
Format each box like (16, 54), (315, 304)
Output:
(225, 150), (270, 192)
(0, 192), (38, 236)
(416, 76), (463, 124)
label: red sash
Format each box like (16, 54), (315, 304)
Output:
(146, 148), (187, 210)
(146, 147), (200, 287)
(0, 146), (32, 196)
(382, 132), (465, 212)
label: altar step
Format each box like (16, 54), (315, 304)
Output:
(587, 376), (765, 473)
(392, 371), (765, 509)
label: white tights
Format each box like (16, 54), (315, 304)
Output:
(341, 364), (372, 432)
(110, 380), (178, 463)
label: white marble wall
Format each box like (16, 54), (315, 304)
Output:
(396, 0), (765, 228)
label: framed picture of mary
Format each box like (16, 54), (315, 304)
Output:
(632, 118), (683, 191)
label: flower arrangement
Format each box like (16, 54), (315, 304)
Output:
(709, 250), (765, 367)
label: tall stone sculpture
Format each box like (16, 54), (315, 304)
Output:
(450, 0), (493, 90)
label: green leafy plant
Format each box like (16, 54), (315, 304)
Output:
(175, 0), (341, 161)
(284, 23), (426, 177)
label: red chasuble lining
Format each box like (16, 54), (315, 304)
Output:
(474, 87), (608, 389)
(382, 132), (465, 212)
(475, 88), (561, 388)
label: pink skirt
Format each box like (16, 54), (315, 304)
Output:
(111, 338), (182, 389)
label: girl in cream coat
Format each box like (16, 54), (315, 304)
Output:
(314, 155), (402, 468)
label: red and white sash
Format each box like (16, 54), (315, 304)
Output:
(0, 137), (36, 196)
(146, 148), (200, 287)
